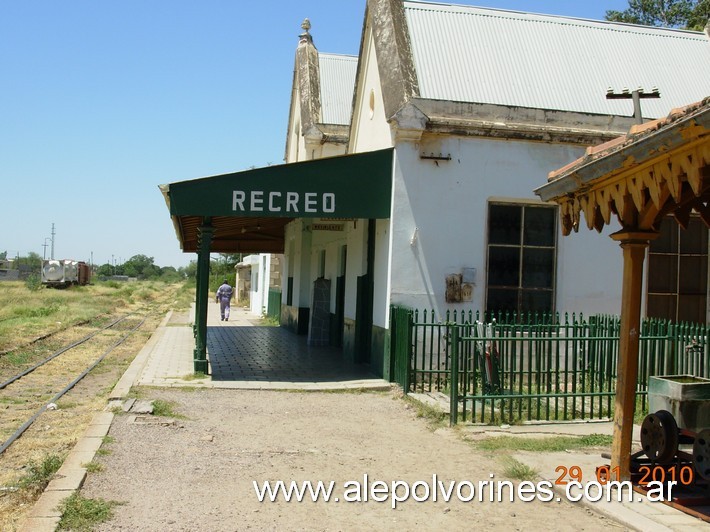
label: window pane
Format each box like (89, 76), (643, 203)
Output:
(648, 254), (677, 293)
(650, 219), (677, 254)
(680, 219), (708, 255)
(488, 246), (520, 286)
(486, 288), (518, 315)
(287, 277), (294, 306)
(679, 256), (707, 293)
(523, 207), (555, 246)
(522, 248), (554, 288)
(521, 290), (553, 314)
(489, 204), (521, 245)
(647, 294), (676, 321)
(678, 295), (706, 324)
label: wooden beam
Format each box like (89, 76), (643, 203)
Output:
(609, 230), (658, 480)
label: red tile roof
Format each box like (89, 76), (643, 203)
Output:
(547, 96), (710, 182)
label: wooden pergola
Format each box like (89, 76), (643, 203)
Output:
(536, 97), (710, 479)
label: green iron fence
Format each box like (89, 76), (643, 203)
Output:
(389, 307), (710, 425)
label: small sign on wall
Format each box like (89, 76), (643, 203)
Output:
(445, 274), (462, 303)
(310, 223), (344, 231)
(461, 283), (473, 302)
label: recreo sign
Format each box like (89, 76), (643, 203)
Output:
(163, 148), (393, 219)
(232, 190), (336, 215)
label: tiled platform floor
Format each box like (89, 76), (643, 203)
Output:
(207, 325), (374, 382)
(137, 302), (388, 390)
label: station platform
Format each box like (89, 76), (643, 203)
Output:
(133, 301), (390, 391)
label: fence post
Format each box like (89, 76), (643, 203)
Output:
(404, 311), (412, 393)
(450, 326), (459, 426)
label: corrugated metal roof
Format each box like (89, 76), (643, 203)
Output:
(319, 53), (357, 125)
(404, 1), (710, 118)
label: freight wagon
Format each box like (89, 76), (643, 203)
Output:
(41, 260), (91, 288)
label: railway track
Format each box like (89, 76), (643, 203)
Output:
(0, 314), (147, 456)
(0, 280), (190, 529)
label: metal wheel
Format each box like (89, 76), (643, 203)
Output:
(693, 428), (710, 481)
(640, 410), (679, 462)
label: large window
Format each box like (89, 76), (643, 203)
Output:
(647, 216), (708, 323)
(486, 203), (557, 315)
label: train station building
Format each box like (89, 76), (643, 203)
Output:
(160, 0), (710, 379)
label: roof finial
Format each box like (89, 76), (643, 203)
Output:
(299, 18), (313, 44)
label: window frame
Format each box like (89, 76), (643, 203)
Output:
(485, 201), (558, 316)
(646, 215), (709, 323)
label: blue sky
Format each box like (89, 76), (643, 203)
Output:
(0, 0), (630, 268)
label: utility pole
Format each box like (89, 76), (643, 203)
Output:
(50, 222), (56, 259)
(43, 238), (51, 260)
(606, 87), (661, 125)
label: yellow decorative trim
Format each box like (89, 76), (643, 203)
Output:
(557, 134), (710, 235)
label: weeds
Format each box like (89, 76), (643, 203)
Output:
(57, 493), (121, 531)
(24, 274), (42, 291)
(259, 314), (280, 327)
(152, 399), (184, 418)
(473, 433), (612, 453)
(402, 395), (448, 429)
(18, 454), (63, 495)
(501, 457), (539, 481)
(83, 461), (104, 473)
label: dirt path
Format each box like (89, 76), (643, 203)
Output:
(81, 388), (624, 531)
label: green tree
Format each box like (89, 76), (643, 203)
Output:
(122, 254), (156, 279)
(180, 261), (197, 280)
(688, 0), (710, 29)
(159, 266), (183, 283)
(606, 0), (709, 29)
(97, 263), (113, 277)
(25, 252), (42, 272)
(210, 253), (239, 292)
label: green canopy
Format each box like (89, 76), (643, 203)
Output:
(160, 148), (394, 253)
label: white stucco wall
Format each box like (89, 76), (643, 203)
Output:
(344, 221), (368, 320)
(244, 254), (270, 317)
(389, 136), (625, 317)
(373, 218), (392, 328)
(286, 96), (303, 163)
(350, 24), (392, 153)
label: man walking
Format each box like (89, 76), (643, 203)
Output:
(216, 279), (234, 321)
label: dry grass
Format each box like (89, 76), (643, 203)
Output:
(0, 280), (194, 354)
(0, 279), (191, 531)
(1, 282), (128, 353)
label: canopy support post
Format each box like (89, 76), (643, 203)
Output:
(194, 222), (213, 374)
(610, 230), (657, 480)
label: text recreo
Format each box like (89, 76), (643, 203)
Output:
(232, 190), (336, 214)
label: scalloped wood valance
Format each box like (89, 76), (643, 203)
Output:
(537, 99), (710, 236)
